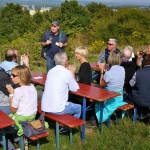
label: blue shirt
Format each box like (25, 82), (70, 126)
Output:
(0, 60), (18, 74)
(104, 65), (125, 92)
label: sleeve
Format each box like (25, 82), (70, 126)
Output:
(129, 72), (136, 87)
(68, 72), (79, 92)
(12, 88), (21, 108)
(103, 71), (111, 83)
(98, 50), (105, 63)
(41, 31), (49, 42)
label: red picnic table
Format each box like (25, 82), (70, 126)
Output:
(0, 110), (15, 150)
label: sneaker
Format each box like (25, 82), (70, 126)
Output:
(86, 120), (97, 128)
(59, 127), (70, 134)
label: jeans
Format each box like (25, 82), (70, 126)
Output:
(0, 106), (11, 115)
(46, 56), (55, 72)
(0, 126), (18, 150)
(53, 102), (81, 118)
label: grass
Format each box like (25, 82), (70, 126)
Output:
(1, 117), (149, 150)
(1, 52), (150, 150)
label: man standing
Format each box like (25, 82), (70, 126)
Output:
(41, 52), (81, 120)
(41, 20), (68, 71)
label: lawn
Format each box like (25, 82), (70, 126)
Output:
(1, 52), (150, 150)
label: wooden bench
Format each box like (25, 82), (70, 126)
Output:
(107, 104), (134, 126)
(19, 126), (50, 150)
(116, 104), (134, 124)
(38, 102), (85, 150)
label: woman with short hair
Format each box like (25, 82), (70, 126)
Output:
(96, 51), (126, 123)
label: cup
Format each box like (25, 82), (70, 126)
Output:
(75, 74), (80, 82)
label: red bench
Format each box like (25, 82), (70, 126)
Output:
(38, 102), (85, 149)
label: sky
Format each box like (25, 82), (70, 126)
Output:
(1, 0), (150, 6)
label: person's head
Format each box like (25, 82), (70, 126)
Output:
(51, 20), (60, 35)
(11, 65), (31, 85)
(54, 52), (69, 68)
(5, 49), (18, 62)
(142, 54), (150, 66)
(108, 51), (121, 66)
(75, 46), (88, 60)
(122, 46), (133, 59)
(146, 44), (150, 55)
(107, 38), (117, 52)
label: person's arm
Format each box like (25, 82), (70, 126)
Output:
(98, 62), (107, 87)
(97, 50), (105, 64)
(129, 72), (136, 87)
(6, 84), (17, 114)
(136, 50), (143, 66)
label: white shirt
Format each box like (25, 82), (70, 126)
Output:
(12, 84), (37, 116)
(41, 65), (79, 113)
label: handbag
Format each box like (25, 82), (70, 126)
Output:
(21, 112), (47, 138)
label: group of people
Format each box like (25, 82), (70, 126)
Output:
(0, 20), (150, 150)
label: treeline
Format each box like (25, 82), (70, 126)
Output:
(0, 0), (150, 69)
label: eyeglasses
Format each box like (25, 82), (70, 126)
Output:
(107, 43), (114, 46)
(11, 74), (18, 78)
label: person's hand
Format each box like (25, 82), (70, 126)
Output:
(68, 65), (76, 74)
(46, 40), (51, 45)
(137, 50), (143, 59)
(98, 62), (107, 72)
(21, 54), (29, 66)
(59, 42), (63, 48)
(6, 84), (14, 94)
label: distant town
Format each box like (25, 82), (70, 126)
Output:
(0, 1), (150, 15)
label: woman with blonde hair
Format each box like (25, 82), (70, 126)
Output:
(0, 65), (37, 150)
(69, 46), (97, 127)
(96, 51), (127, 123)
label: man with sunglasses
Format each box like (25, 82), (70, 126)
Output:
(97, 38), (120, 64)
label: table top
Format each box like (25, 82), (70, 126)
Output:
(90, 62), (100, 71)
(71, 83), (120, 102)
(31, 72), (47, 86)
(0, 110), (14, 129)
(31, 72), (120, 102)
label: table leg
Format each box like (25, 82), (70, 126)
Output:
(2, 129), (7, 150)
(81, 97), (86, 141)
(99, 102), (104, 134)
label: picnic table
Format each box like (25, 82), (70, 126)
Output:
(31, 72), (120, 140)
(0, 110), (15, 150)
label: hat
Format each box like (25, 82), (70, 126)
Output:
(51, 20), (60, 26)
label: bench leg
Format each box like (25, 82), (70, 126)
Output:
(2, 129), (7, 150)
(56, 122), (60, 150)
(133, 107), (137, 123)
(37, 139), (40, 150)
(69, 128), (72, 146)
(20, 136), (24, 150)
(99, 102), (104, 134)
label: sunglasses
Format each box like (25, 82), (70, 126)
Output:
(107, 43), (114, 46)
(11, 74), (18, 78)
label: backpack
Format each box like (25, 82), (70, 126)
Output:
(41, 30), (63, 59)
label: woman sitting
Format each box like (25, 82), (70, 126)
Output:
(95, 51), (127, 123)
(69, 46), (97, 127)
(0, 65), (37, 150)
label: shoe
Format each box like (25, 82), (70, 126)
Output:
(59, 127), (70, 134)
(86, 120), (97, 128)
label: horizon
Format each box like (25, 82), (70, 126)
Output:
(0, 0), (150, 7)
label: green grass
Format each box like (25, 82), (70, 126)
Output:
(1, 117), (150, 150)
(1, 54), (150, 150)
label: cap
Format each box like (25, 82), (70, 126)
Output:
(51, 20), (60, 26)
